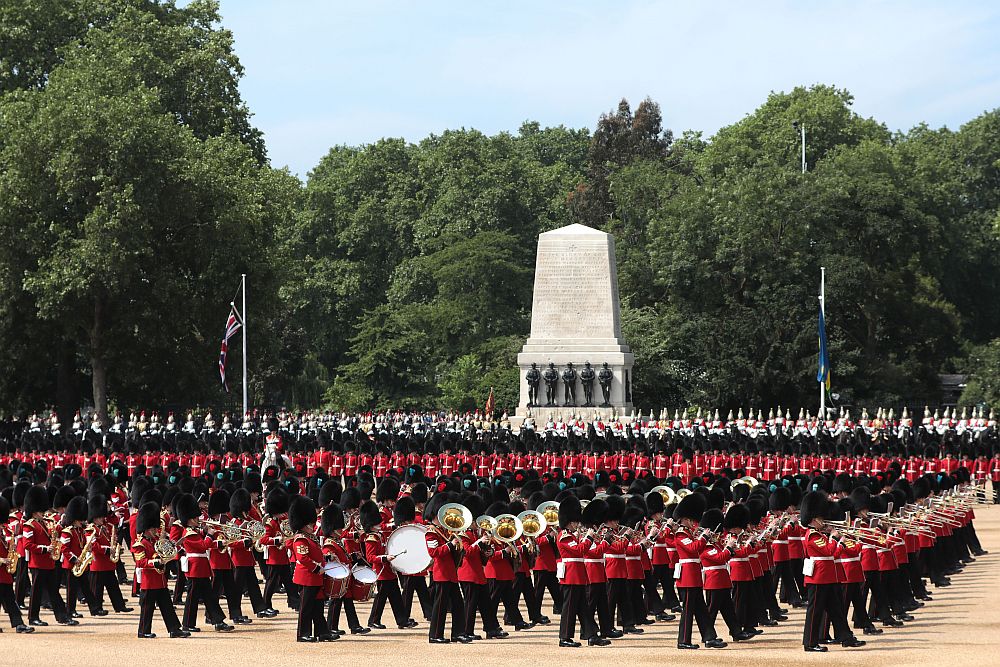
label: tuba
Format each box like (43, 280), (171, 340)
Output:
(536, 501), (560, 527)
(518, 510), (546, 538)
(475, 515), (498, 534)
(492, 514), (523, 543)
(437, 503), (473, 534)
(650, 485), (677, 505)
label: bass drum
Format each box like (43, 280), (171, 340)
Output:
(349, 564), (377, 602)
(386, 524), (431, 575)
(322, 561), (350, 600)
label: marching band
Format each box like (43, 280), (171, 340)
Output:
(0, 407), (993, 651)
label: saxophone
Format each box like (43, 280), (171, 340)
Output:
(72, 528), (97, 577)
(3, 528), (19, 575)
(109, 524), (122, 563)
(50, 520), (64, 562)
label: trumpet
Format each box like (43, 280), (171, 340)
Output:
(821, 520), (903, 548)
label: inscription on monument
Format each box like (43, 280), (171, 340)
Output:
(530, 241), (618, 340)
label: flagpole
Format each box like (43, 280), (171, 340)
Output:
(819, 267), (826, 420)
(241, 273), (248, 418)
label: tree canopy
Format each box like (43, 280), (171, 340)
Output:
(2, 3), (1000, 418)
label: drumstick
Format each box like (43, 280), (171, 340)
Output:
(388, 549), (408, 558)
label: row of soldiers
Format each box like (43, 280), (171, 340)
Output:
(0, 449), (989, 648)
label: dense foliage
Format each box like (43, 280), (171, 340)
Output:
(2, 1), (999, 418)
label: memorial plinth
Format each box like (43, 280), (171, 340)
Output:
(515, 223), (634, 421)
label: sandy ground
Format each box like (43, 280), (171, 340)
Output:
(9, 504), (998, 667)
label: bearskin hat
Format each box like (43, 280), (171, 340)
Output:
(393, 496), (416, 525)
(174, 493), (200, 526)
(410, 482), (429, 505)
(318, 480), (342, 507)
(605, 494), (626, 522)
(288, 496), (317, 532)
(768, 486), (791, 512)
(799, 490), (829, 527)
(207, 489), (230, 517)
(376, 477), (400, 503)
(645, 490), (665, 516)
(621, 505), (645, 529)
(724, 503), (750, 530)
(23, 485), (50, 517)
(582, 498), (608, 527)
(88, 494), (109, 521)
(832, 472), (854, 494)
(322, 504), (345, 536)
(558, 495), (583, 528)
(700, 508), (724, 533)
(131, 476), (151, 509)
(135, 502), (161, 534)
(230, 488), (252, 518)
(0, 497), (9, 524)
(359, 500), (382, 531)
(672, 492), (706, 523)
(63, 495), (88, 525)
(53, 485), (76, 510)
(265, 487), (290, 516)
(848, 487), (871, 512)
(243, 473), (263, 495)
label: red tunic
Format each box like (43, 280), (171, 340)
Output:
(803, 529), (838, 585)
(132, 536), (168, 590)
(673, 528), (706, 588)
(292, 533), (325, 589)
(425, 527), (459, 583)
(556, 530), (589, 585)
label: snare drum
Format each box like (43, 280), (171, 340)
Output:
(322, 561), (351, 600)
(349, 564), (377, 602)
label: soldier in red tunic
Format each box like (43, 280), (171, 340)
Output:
(22, 486), (76, 627)
(131, 501), (188, 638)
(556, 495), (595, 647)
(289, 496), (338, 642)
(423, 493), (472, 644)
(672, 492), (725, 649)
(0, 497), (32, 633)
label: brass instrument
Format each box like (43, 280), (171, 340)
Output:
(49, 520), (63, 562)
(733, 475), (759, 489)
(517, 510), (546, 538)
(492, 514), (524, 543)
(109, 524), (122, 563)
(536, 501), (560, 527)
(279, 518), (294, 540)
(437, 503), (473, 534)
(822, 519), (903, 548)
(675, 488), (692, 500)
(153, 509), (178, 573)
(3, 527), (19, 575)
(72, 528), (98, 577)
(650, 485), (677, 505)
(475, 515), (498, 534)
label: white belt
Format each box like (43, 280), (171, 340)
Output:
(654, 543), (666, 548)
(811, 556), (834, 561)
(773, 540), (788, 545)
(666, 548), (677, 552)
(604, 554), (626, 559)
(583, 559), (603, 564)
(678, 558), (699, 564)
(561, 558), (584, 563)
(187, 552), (208, 558)
(836, 557), (861, 563)
(862, 545), (876, 550)
(702, 565), (727, 571)
(625, 557), (641, 561)
(789, 536), (805, 541)
(731, 558), (749, 563)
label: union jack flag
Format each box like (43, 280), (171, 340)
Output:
(219, 306), (242, 392)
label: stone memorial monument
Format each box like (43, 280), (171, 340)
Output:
(515, 223), (634, 422)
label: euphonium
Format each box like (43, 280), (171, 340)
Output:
(536, 501), (560, 527)
(438, 503), (473, 533)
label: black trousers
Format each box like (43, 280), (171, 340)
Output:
(183, 577), (225, 627)
(677, 586), (717, 644)
(428, 580), (465, 640)
(863, 570), (893, 622)
(587, 582), (614, 636)
(212, 568), (243, 619)
(705, 588), (741, 636)
(65, 570), (98, 615)
(607, 578), (634, 627)
(777, 560), (803, 604)
(629, 579), (648, 619)
(368, 579), (405, 626)
(90, 570), (128, 611)
(297, 586), (327, 638)
(14, 560), (28, 606)
(460, 581), (499, 634)
(513, 572), (543, 621)
(172, 568), (187, 603)
(400, 574), (431, 620)
(731, 580), (755, 632)
(491, 579), (525, 625)
(653, 563), (680, 607)
(328, 597), (361, 631)
(803, 583), (851, 647)
(0, 583), (24, 627)
(234, 565), (266, 613)
(533, 570), (562, 614)
(138, 588), (181, 636)
(558, 583), (591, 641)
(842, 581), (872, 628)
(263, 563), (300, 610)
(642, 569), (664, 614)
(28, 568), (68, 623)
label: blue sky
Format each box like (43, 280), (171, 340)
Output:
(218, 1), (1000, 178)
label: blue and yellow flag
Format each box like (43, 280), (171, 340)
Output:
(817, 305), (830, 390)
